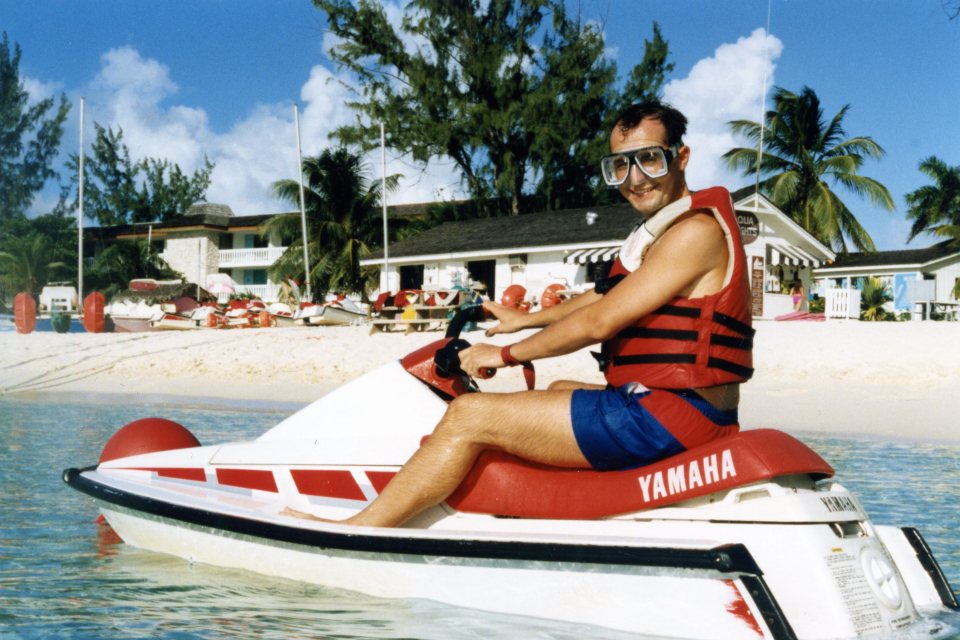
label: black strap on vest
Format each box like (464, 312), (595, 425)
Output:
(595, 305), (755, 378)
(707, 357), (754, 379)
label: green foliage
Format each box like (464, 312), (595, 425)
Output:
(314, 0), (670, 216)
(724, 86), (893, 252)
(264, 147), (397, 301)
(395, 200), (482, 241)
(0, 232), (67, 298)
(0, 213), (78, 306)
(859, 276), (892, 321)
(66, 123), (214, 226)
(904, 156), (960, 247)
(0, 32), (71, 220)
(85, 240), (181, 301)
(619, 23), (674, 109)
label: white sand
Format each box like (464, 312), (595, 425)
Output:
(2, 320), (958, 441)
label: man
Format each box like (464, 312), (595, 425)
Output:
(286, 100), (753, 527)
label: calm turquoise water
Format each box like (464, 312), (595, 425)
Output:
(1, 395), (958, 639)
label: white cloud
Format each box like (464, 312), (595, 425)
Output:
(22, 75), (63, 105)
(73, 45), (463, 217)
(68, 29), (784, 219)
(663, 28), (783, 191)
(87, 47), (209, 171)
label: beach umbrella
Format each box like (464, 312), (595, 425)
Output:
(205, 274), (235, 304)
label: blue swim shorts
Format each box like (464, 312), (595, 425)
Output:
(570, 384), (739, 471)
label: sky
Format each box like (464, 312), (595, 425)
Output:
(5, 0), (959, 251)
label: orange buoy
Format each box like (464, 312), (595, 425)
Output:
(13, 292), (36, 334)
(99, 417), (201, 464)
(540, 283), (565, 309)
(83, 291), (106, 333)
(500, 284), (527, 309)
(258, 310), (273, 327)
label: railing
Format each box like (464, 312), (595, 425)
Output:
(218, 246), (287, 268)
(825, 288), (861, 320)
(235, 284), (281, 302)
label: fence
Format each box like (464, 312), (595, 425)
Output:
(825, 288), (861, 320)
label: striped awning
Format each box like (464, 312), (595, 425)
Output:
(767, 241), (823, 268)
(564, 247), (619, 265)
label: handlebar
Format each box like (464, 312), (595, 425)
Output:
(434, 305), (534, 389)
(444, 304), (488, 339)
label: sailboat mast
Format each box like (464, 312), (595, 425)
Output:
(381, 122), (388, 293)
(294, 104), (312, 302)
(754, 0), (772, 195)
(78, 97), (85, 304)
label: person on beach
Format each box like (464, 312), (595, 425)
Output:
(790, 281), (805, 311)
(284, 100), (754, 528)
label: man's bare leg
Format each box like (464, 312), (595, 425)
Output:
(547, 380), (606, 391)
(284, 389), (589, 528)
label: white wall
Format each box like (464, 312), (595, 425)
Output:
(933, 260), (960, 301)
(378, 251), (590, 304)
(162, 233), (218, 286)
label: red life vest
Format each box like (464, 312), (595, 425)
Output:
(598, 186), (754, 390)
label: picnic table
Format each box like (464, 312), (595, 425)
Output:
(369, 304), (457, 334)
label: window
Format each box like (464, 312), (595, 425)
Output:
(399, 265), (424, 290)
(467, 260), (496, 298)
(243, 234), (268, 249)
(243, 269), (267, 285)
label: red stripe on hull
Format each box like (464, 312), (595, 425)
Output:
(291, 469), (366, 501)
(723, 579), (764, 637)
(156, 469), (207, 482)
(216, 468), (278, 493)
(366, 471), (398, 494)
(141, 467), (207, 482)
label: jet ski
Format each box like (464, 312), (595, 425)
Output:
(63, 306), (958, 639)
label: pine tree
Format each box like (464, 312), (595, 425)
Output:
(0, 32), (70, 220)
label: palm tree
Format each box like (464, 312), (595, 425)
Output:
(263, 148), (397, 302)
(85, 240), (180, 300)
(904, 156), (960, 246)
(859, 276), (892, 321)
(724, 86), (894, 252)
(0, 233), (66, 299)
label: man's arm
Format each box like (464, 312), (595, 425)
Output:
(459, 214), (727, 375)
(483, 289), (601, 336)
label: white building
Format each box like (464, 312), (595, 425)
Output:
(104, 203), (291, 301)
(361, 188), (835, 320)
(813, 240), (960, 319)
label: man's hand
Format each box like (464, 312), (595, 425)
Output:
(483, 300), (529, 337)
(458, 342), (507, 378)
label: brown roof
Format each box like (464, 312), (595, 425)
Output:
(365, 202), (642, 260)
(820, 240), (960, 270)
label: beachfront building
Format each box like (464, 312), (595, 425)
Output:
(360, 188), (835, 320)
(87, 203), (291, 302)
(812, 241), (960, 320)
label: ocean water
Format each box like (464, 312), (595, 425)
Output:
(0, 395), (958, 640)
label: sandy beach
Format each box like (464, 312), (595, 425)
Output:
(2, 320), (958, 441)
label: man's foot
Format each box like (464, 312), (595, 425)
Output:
(279, 506), (334, 523)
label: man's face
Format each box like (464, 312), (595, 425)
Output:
(609, 117), (690, 218)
